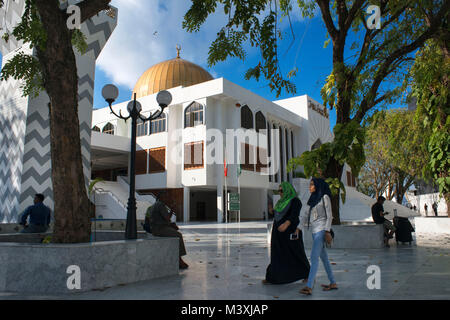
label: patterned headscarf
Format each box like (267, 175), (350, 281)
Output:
(274, 182), (297, 222)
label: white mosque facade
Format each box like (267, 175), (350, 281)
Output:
(90, 53), (361, 223)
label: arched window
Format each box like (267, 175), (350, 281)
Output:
(102, 123), (115, 135)
(255, 112), (266, 132)
(92, 126), (100, 132)
(280, 126), (284, 181)
(273, 124), (278, 183)
(285, 128), (290, 182)
(291, 131), (295, 157)
(241, 105), (253, 129)
(150, 113), (167, 134)
(268, 121), (272, 182)
(136, 118), (148, 137)
(185, 102), (204, 128)
(311, 139), (322, 150)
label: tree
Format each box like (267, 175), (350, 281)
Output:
(359, 109), (430, 204)
(1, 0), (111, 243)
(183, 0), (449, 223)
(358, 115), (393, 200)
(385, 109), (429, 204)
(410, 38), (450, 216)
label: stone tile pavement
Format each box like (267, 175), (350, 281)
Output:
(1, 222), (449, 300)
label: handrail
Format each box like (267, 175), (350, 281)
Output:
(93, 180), (177, 220)
(93, 186), (127, 210)
(138, 190), (177, 219)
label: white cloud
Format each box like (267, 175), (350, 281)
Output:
(97, 0), (228, 90)
(96, 1), (313, 91)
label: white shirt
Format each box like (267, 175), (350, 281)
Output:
(298, 194), (333, 234)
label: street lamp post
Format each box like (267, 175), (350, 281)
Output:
(102, 85), (172, 239)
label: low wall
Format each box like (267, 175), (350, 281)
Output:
(91, 231), (148, 242)
(414, 217), (450, 235)
(267, 223), (385, 249)
(0, 220), (146, 235)
(0, 236), (179, 294)
(0, 224), (24, 234)
(0, 233), (50, 243)
(0, 231), (149, 243)
(91, 220), (145, 231)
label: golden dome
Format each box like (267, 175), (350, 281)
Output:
(132, 49), (214, 99)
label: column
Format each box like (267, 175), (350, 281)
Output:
(261, 189), (268, 221)
(183, 187), (190, 223)
(215, 100), (225, 223)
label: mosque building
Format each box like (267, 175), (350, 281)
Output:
(90, 49), (358, 223)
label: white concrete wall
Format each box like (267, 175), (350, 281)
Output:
(415, 217), (450, 235)
(406, 193), (447, 216)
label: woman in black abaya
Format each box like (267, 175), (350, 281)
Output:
(263, 182), (310, 284)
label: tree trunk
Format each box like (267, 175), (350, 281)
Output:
(445, 193), (450, 217)
(35, 0), (91, 243)
(325, 157), (344, 225)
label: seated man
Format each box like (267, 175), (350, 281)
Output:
(20, 194), (51, 234)
(149, 199), (189, 269)
(371, 196), (396, 247)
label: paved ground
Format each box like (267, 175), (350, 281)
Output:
(1, 222), (450, 300)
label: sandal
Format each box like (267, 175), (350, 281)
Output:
(299, 287), (312, 295)
(322, 284), (338, 291)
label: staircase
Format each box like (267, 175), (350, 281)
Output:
(91, 177), (157, 220)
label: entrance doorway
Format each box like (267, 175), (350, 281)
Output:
(196, 202), (206, 220)
(190, 190), (216, 221)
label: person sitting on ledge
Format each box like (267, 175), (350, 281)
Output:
(149, 197), (189, 270)
(371, 196), (396, 248)
(19, 194), (51, 234)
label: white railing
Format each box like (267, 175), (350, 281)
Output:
(93, 187), (127, 210)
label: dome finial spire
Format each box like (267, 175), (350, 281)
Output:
(176, 44), (181, 58)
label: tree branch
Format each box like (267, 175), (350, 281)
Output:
(352, 3), (409, 78)
(316, 0), (338, 41)
(344, 0), (365, 31)
(78, 0), (112, 23)
(355, 0), (449, 122)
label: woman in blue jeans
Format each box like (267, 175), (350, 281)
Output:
(298, 178), (337, 295)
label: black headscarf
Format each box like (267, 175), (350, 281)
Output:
(307, 178), (332, 208)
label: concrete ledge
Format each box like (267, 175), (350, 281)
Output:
(91, 231), (148, 241)
(0, 231), (150, 243)
(267, 223), (385, 249)
(0, 236), (179, 294)
(0, 233), (51, 243)
(414, 217), (450, 235)
(0, 224), (24, 234)
(91, 220), (145, 231)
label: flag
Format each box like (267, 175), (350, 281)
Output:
(224, 157), (228, 177)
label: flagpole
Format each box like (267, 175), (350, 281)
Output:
(225, 155), (228, 224)
(238, 144), (241, 224)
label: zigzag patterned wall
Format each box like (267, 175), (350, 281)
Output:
(0, 78), (27, 223)
(0, 1), (117, 222)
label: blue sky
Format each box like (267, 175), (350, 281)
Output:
(93, 1), (340, 125)
(1, 1), (408, 130)
(91, 1), (407, 130)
